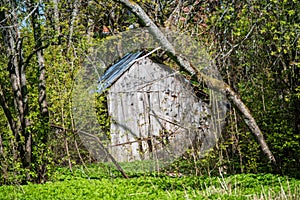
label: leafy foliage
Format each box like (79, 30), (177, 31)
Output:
(94, 92), (111, 140)
(0, 0), (299, 185)
(0, 164), (300, 199)
(201, 0), (300, 177)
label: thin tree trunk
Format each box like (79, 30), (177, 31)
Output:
(118, 0), (280, 172)
(67, 0), (79, 54)
(53, 0), (61, 34)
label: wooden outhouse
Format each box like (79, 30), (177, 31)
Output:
(98, 52), (209, 162)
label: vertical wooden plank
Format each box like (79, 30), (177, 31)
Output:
(106, 57), (210, 162)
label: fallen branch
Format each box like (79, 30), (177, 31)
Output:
(118, 0), (280, 173)
(50, 124), (129, 179)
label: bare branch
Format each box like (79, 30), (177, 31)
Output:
(0, 2), (39, 29)
(221, 23), (256, 59)
(50, 124), (129, 179)
(23, 44), (50, 70)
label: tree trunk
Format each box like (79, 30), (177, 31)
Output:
(29, 0), (50, 182)
(0, 84), (18, 137)
(30, 0), (49, 123)
(0, 0), (31, 169)
(67, 0), (79, 54)
(53, 0), (61, 35)
(118, 0), (280, 172)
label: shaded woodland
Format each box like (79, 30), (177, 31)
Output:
(0, 0), (299, 184)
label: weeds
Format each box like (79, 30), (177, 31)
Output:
(0, 164), (299, 199)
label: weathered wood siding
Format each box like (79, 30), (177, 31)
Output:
(107, 58), (208, 162)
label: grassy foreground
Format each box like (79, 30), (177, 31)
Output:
(0, 164), (299, 199)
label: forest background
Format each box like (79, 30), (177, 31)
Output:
(0, 0), (299, 184)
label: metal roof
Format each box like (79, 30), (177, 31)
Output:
(97, 51), (143, 93)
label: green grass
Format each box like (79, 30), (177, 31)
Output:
(0, 164), (299, 199)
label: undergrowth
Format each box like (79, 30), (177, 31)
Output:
(0, 164), (299, 200)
